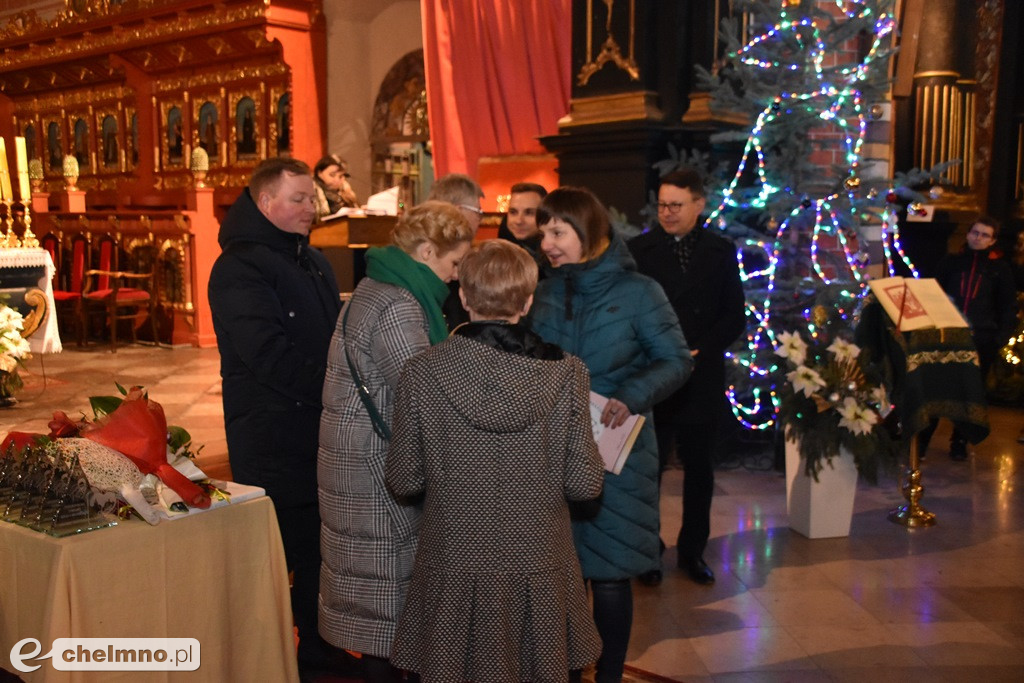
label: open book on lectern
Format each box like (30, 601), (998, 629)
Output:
(867, 277), (968, 332)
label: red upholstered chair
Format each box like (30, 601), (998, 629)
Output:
(80, 269), (160, 352)
(45, 233), (87, 345)
(80, 236), (159, 352)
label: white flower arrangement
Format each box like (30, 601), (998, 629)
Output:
(775, 327), (897, 482)
(0, 303), (32, 393)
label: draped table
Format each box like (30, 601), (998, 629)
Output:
(0, 496), (299, 682)
(0, 248), (62, 354)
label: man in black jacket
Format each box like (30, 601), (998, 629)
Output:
(209, 158), (345, 679)
(629, 169), (746, 586)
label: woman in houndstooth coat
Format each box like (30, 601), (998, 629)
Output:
(386, 241), (604, 683)
(318, 202), (474, 677)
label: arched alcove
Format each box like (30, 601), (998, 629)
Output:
(369, 49), (432, 204)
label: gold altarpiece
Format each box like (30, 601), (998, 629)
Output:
(0, 0), (326, 208)
(0, 0), (326, 348)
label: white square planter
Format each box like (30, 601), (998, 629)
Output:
(785, 436), (858, 538)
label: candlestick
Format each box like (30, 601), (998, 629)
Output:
(0, 138), (12, 202)
(20, 201), (37, 249)
(15, 137), (30, 202)
(1, 197), (16, 248)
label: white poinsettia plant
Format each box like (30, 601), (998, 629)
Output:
(1, 303), (32, 394)
(775, 328), (898, 483)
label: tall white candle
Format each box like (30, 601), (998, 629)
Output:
(15, 136), (30, 200)
(0, 138), (12, 201)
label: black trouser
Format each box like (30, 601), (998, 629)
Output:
(275, 503), (330, 669)
(361, 655), (420, 682)
(654, 407), (716, 561)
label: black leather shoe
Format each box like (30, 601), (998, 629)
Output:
(679, 556), (715, 585)
(637, 569), (663, 586)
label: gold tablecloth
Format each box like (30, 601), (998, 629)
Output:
(0, 496), (298, 682)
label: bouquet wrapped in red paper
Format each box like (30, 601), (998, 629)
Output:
(82, 387), (210, 509)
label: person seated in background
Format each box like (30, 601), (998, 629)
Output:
(498, 182), (547, 255)
(428, 173), (485, 328)
(313, 154), (359, 221)
(386, 239), (604, 683)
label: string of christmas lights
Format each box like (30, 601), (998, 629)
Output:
(706, 1), (917, 430)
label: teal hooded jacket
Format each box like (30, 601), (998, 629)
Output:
(527, 235), (692, 579)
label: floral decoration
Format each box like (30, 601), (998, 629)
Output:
(0, 302), (32, 398)
(2, 384), (217, 522)
(775, 320), (899, 483)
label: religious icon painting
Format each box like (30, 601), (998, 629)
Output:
(164, 104), (184, 168)
(234, 95), (258, 161)
(197, 101), (219, 162)
(23, 122), (38, 163)
(71, 117), (90, 169)
(99, 114), (120, 171)
(46, 121), (63, 173)
(275, 92), (291, 155)
(126, 109), (138, 170)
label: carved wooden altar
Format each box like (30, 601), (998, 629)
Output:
(0, 0), (326, 208)
(0, 0), (326, 348)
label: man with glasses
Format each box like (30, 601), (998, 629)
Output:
(428, 173), (485, 327)
(628, 168), (746, 586)
(429, 172), (485, 231)
(920, 215), (1016, 460)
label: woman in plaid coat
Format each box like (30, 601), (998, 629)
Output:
(318, 201), (474, 680)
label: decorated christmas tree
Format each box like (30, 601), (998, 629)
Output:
(690, 0), (945, 432)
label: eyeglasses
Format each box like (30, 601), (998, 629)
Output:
(968, 229), (994, 239)
(657, 202), (687, 214)
(459, 204), (483, 215)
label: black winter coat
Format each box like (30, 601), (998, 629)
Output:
(209, 188), (341, 508)
(629, 226), (746, 424)
(935, 247), (1017, 346)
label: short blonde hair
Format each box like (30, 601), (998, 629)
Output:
(392, 200), (475, 255)
(458, 240), (538, 318)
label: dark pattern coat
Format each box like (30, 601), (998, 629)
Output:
(318, 278), (429, 657)
(628, 226), (746, 424)
(527, 236), (691, 580)
(208, 187), (341, 508)
(386, 323), (604, 682)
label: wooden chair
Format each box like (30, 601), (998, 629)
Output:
(80, 267), (160, 352)
(44, 233), (87, 345)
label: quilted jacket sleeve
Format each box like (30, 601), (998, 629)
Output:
(613, 278), (693, 414)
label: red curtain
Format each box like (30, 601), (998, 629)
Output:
(421, 0), (572, 177)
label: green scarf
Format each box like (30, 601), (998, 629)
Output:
(365, 245), (450, 345)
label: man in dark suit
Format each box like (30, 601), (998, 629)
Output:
(628, 168), (746, 585)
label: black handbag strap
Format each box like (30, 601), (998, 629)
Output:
(342, 303), (392, 441)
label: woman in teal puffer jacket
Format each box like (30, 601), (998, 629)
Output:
(527, 186), (692, 683)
